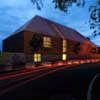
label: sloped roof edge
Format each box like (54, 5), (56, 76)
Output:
(4, 15), (97, 46)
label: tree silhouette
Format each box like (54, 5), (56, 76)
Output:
(29, 33), (42, 53)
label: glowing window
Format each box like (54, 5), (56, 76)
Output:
(43, 37), (51, 48)
(34, 53), (41, 62)
(62, 54), (67, 61)
(63, 39), (67, 53)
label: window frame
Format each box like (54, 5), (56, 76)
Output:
(43, 36), (52, 48)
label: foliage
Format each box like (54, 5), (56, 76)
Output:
(0, 55), (5, 66)
(0, 50), (1, 55)
(29, 33), (42, 53)
(88, 2), (100, 39)
(0, 53), (27, 69)
(31, 0), (85, 10)
(31, 0), (43, 10)
(11, 54), (26, 66)
(52, 0), (85, 11)
(31, 0), (100, 40)
(0, 52), (14, 66)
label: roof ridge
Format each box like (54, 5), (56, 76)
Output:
(4, 15), (96, 44)
(36, 15), (87, 40)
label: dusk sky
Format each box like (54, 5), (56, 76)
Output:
(0, 0), (100, 50)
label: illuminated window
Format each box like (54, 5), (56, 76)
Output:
(63, 39), (67, 53)
(62, 54), (67, 61)
(43, 37), (51, 48)
(34, 53), (41, 62)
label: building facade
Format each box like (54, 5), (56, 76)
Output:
(3, 15), (98, 63)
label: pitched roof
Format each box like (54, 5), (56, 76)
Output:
(11, 15), (96, 45)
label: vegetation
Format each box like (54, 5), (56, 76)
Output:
(0, 50), (1, 55)
(11, 54), (26, 69)
(0, 55), (5, 66)
(0, 52), (13, 66)
(0, 52), (26, 68)
(30, 33), (42, 53)
(31, 0), (100, 39)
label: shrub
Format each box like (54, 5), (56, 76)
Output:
(11, 53), (26, 69)
(0, 52), (13, 66)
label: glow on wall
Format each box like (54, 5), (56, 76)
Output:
(63, 39), (67, 53)
(62, 54), (67, 61)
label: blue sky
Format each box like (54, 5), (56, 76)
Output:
(0, 0), (100, 50)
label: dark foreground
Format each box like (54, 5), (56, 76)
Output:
(1, 63), (100, 100)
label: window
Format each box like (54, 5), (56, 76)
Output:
(63, 39), (67, 53)
(43, 37), (51, 48)
(34, 53), (41, 62)
(91, 48), (96, 53)
(62, 54), (67, 61)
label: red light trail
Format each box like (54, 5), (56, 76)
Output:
(0, 59), (100, 80)
(0, 59), (100, 96)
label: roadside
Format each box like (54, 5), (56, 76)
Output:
(0, 63), (100, 100)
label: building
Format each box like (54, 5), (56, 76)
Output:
(98, 47), (100, 54)
(3, 15), (98, 63)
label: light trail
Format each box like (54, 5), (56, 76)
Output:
(0, 59), (100, 80)
(0, 58), (100, 96)
(0, 65), (72, 96)
(0, 67), (47, 80)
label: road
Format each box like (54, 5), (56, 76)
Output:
(0, 62), (100, 100)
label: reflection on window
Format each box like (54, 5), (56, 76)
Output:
(63, 39), (67, 53)
(43, 37), (51, 48)
(62, 54), (67, 61)
(34, 53), (41, 62)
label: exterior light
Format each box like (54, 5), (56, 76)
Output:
(62, 54), (67, 61)
(34, 53), (41, 62)
(67, 61), (73, 65)
(73, 61), (79, 64)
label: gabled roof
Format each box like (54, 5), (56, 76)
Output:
(11, 15), (96, 45)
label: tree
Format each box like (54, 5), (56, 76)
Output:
(89, 1), (100, 39)
(31, 0), (85, 11)
(29, 33), (42, 53)
(31, 0), (100, 40)
(0, 50), (1, 55)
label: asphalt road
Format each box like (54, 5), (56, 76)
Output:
(0, 63), (100, 100)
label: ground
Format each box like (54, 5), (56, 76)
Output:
(0, 63), (100, 100)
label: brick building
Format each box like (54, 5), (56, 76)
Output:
(3, 15), (98, 62)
